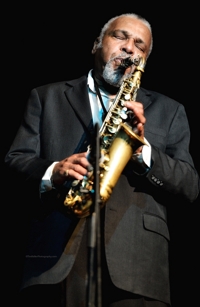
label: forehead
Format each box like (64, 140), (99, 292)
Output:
(106, 16), (151, 45)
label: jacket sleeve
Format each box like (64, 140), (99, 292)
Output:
(145, 103), (200, 203)
(4, 88), (60, 215)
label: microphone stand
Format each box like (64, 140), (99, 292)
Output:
(86, 123), (102, 307)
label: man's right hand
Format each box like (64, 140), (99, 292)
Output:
(52, 152), (91, 186)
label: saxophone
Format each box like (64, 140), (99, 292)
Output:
(64, 55), (147, 218)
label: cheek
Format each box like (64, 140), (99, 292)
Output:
(99, 47), (112, 63)
(101, 38), (119, 61)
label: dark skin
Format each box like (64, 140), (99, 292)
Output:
(52, 16), (152, 186)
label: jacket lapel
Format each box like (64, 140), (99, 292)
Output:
(137, 87), (152, 110)
(64, 75), (93, 134)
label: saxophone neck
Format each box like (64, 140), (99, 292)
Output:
(136, 56), (146, 72)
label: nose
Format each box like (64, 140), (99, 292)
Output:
(121, 38), (135, 55)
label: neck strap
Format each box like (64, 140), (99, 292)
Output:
(92, 72), (108, 117)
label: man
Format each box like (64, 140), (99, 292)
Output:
(5, 13), (200, 307)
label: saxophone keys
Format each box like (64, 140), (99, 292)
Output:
(124, 93), (131, 100)
(111, 116), (122, 125)
(72, 180), (80, 187)
(120, 110), (128, 120)
(102, 135), (112, 146)
(107, 125), (118, 133)
(113, 107), (128, 120)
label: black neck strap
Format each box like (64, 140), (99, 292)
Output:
(92, 72), (108, 117)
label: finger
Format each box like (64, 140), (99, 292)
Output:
(64, 169), (69, 177)
(64, 168), (83, 180)
(137, 123), (145, 137)
(68, 155), (90, 169)
(65, 163), (89, 180)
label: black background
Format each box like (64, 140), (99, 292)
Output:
(2, 2), (199, 306)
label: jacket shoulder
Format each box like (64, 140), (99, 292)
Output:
(140, 87), (181, 106)
(34, 74), (88, 93)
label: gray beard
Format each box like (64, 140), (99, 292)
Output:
(102, 60), (132, 87)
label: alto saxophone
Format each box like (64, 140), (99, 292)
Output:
(64, 55), (147, 218)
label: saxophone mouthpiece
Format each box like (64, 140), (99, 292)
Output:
(121, 56), (140, 68)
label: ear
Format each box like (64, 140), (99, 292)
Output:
(91, 37), (100, 54)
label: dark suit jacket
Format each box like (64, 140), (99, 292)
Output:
(5, 74), (199, 305)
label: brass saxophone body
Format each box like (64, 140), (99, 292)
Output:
(64, 56), (147, 218)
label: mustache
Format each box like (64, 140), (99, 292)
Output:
(110, 52), (130, 62)
(109, 53), (136, 71)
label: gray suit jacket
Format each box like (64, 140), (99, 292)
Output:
(5, 74), (199, 305)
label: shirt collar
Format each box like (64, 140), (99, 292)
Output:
(87, 70), (110, 99)
(88, 70), (95, 93)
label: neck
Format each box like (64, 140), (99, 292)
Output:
(92, 73), (119, 98)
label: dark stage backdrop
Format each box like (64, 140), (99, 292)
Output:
(3, 3), (199, 306)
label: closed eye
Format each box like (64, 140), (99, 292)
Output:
(112, 30), (128, 40)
